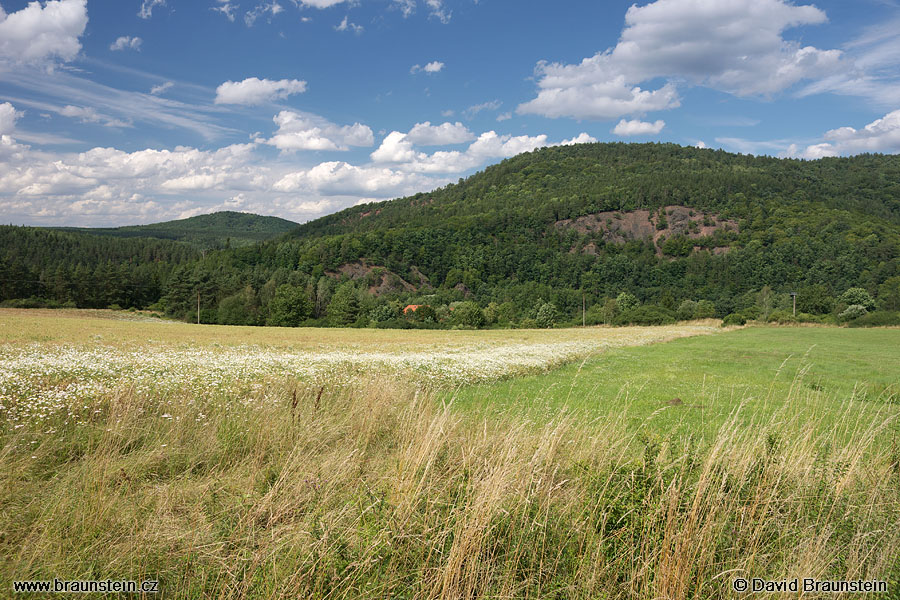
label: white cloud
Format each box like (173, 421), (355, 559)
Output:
(266, 110), (374, 151)
(245, 2), (284, 26)
(59, 105), (132, 128)
(150, 82), (174, 95)
(465, 100), (502, 118)
(371, 129), (550, 173)
(110, 36), (142, 52)
(411, 60), (444, 74)
(0, 102), (21, 135)
(0, 0), (87, 63)
(612, 119), (665, 136)
(406, 121), (474, 145)
(214, 77), (308, 105)
(138, 0), (165, 19)
(518, 0), (844, 120)
(393, 0), (416, 17)
(787, 110), (900, 158)
(558, 133), (598, 146)
(335, 16), (363, 33)
(425, 0), (450, 23)
(496, 112), (511, 122)
(696, 140), (707, 149)
(294, 0), (348, 7)
(213, 1), (238, 21)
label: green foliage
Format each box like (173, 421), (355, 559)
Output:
(614, 305), (676, 325)
(616, 292), (640, 313)
(218, 286), (261, 326)
(840, 288), (876, 311)
(267, 285), (312, 327)
(328, 282), (360, 326)
(368, 304), (398, 323)
(877, 277), (900, 311)
(839, 304), (869, 322)
(533, 301), (559, 328)
(53, 211), (298, 250)
(694, 300), (716, 319)
(722, 313), (746, 326)
(409, 304), (437, 323)
(452, 301), (486, 328)
(676, 300), (698, 321)
(796, 284), (834, 315)
(846, 311), (900, 328)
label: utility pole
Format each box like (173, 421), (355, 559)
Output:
(582, 293), (586, 327)
(790, 292), (797, 317)
(197, 290), (201, 325)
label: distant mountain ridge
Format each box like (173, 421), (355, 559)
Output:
(53, 211), (299, 249)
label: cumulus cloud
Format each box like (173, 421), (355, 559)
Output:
(266, 110), (374, 151)
(612, 118), (665, 136)
(786, 110), (900, 158)
(371, 129), (550, 173)
(0, 102), (21, 135)
(0, 0), (87, 63)
(410, 61), (444, 74)
(558, 133), (598, 145)
(406, 121), (474, 145)
(110, 36), (142, 51)
(214, 77), (308, 105)
(518, 0), (845, 120)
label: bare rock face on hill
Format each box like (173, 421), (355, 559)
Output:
(327, 261), (417, 295)
(556, 205), (738, 255)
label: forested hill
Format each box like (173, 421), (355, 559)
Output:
(293, 143), (900, 239)
(3, 143), (900, 327)
(53, 211), (299, 249)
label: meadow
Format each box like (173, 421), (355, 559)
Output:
(1, 309), (898, 599)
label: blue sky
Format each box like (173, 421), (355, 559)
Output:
(0, 0), (899, 226)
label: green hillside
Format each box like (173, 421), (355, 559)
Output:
(4, 143), (900, 326)
(53, 211), (299, 249)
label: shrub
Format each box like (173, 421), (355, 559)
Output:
(846, 311), (900, 328)
(534, 301), (558, 328)
(839, 304), (868, 322)
(767, 310), (797, 324)
(452, 301), (485, 328)
(839, 288), (876, 311)
(676, 300), (698, 321)
(614, 305), (676, 326)
(616, 292), (639, 313)
(722, 313), (746, 326)
(694, 299), (716, 319)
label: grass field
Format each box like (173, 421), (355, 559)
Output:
(452, 327), (900, 439)
(1, 310), (898, 599)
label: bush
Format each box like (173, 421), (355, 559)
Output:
(614, 305), (676, 326)
(694, 299), (716, 319)
(722, 313), (746, 326)
(452, 301), (485, 328)
(534, 301), (558, 328)
(616, 292), (639, 313)
(839, 288), (876, 311)
(676, 300), (698, 321)
(846, 311), (900, 328)
(839, 304), (868, 322)
(767, 310), (797, 324)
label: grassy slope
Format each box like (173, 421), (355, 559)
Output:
(451, 327), (900, 439)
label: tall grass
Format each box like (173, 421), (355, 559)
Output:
(2, 375), (899, 599)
